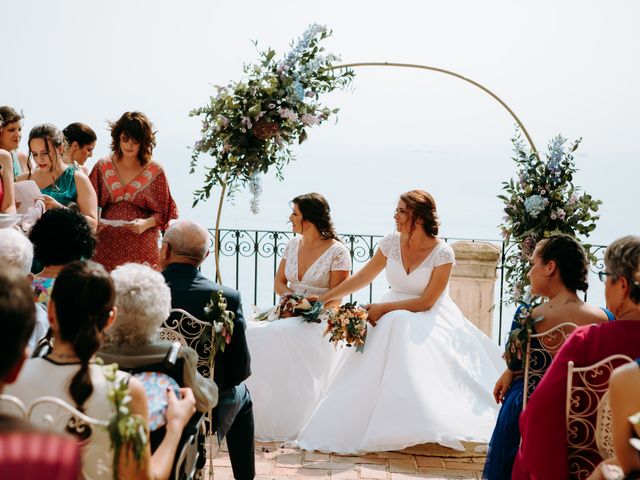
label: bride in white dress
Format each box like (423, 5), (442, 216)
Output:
(295, 190), (503, 454)
(245, 193), (351, 441)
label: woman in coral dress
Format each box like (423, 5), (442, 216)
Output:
(90, 112), (177, 271)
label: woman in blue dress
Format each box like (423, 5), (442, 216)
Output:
(17, 123), (97, 230)
(483, 234), (612, 479)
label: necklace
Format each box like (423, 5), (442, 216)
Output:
(48, 350), (81, 362)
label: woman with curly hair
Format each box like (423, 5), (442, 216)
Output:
(295, 189), (503, 454)
(89, 112), (178, 271)
(29, 207), (96, 305)
(246, 192), (351, 442)
(484, 234), (611, 480)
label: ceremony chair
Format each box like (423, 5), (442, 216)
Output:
(0, 393), (27, 419)
(160, 308), (216, 478)
(566, 354), (634, 479)
(522, 322), (577, 408)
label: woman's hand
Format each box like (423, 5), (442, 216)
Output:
(124, 217), (155, 235)
(493, 369), (514, 404)
(166, 387), (196, 433)
(42, 194), (64, 210)
(364, 303), (389, 326)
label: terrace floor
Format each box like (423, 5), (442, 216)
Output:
(207, 440), (487, 479)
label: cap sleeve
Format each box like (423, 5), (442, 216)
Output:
(378, 233), (400, 262)
(432, 243), (455, 268)
(330, 242), (352, 271)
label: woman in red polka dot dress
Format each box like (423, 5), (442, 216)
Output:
(90, 112), (178, 271)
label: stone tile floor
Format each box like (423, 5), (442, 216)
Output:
(206, 440), (487, 480)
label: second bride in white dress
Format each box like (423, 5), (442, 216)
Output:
(295, 189), (503, 454)
(245, 192), (351, 441)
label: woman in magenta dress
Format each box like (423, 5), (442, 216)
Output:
(90, 112), (178, 271)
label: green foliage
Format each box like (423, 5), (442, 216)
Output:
(102, 362), (148, 480)
(190, 24), (354, 207)
(499, 131), (602, 304)
(203, 290), (235, 372)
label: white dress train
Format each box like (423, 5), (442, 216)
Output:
(245, 237), (351, 441)
(294, 233), (502, 454)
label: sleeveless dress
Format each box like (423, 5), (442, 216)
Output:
(483, 305), (615, 479)
(245, 236), (351, 441)
(4, 358), (129, 480)
(41, 166), (78, 206)
(11, 151), (21, 179)
(294, 233), (503, 454)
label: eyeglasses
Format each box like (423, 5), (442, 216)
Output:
(598, 271), (611, 283)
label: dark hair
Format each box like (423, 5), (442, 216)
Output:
(63, 123), (97, 148)
(399, 190), (439, 237)
(605, 235), (640, 304)
(0, 106), (23, 129)
(0, 268), (35, 379)
(29, 208), (96, 267)
(27, 123), (65, 177)
(536, 234), (589, 292)
(292, 192), (339, 241)
(51, 261), (114, 412)
(110, 111), (156, 166)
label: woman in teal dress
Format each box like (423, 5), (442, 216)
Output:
(483, 234), (611, 479)
(17, 124), (97, 230)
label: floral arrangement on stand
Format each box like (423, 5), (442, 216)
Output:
(323, 302), (368, 353)
(189, 24), (354, 213)
(102, 361), (148, 479)
(499, 131), (602, 305)
(203, 290), (235, 371)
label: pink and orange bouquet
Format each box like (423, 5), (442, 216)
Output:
(323, 302), (368, 352)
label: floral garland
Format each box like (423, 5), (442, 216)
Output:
(190, 24), (354, 213)
(498, 131), (602, 304)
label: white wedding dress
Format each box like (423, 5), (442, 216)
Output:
(295, 233), (502, 454)
(245, 236), (351, 441)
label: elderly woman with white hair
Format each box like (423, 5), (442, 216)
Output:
(0, 228), (48, 349)
(98, 262), (217, 413)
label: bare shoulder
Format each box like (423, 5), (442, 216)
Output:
(611, 361), (640, 385)
(17, 151), (28, 162)
(577, 302), (610, 323)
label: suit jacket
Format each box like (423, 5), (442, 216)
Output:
(161, 262), (251, 392)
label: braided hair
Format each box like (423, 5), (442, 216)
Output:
(50, 261), (114, 412)
(292, 193), (340, 241)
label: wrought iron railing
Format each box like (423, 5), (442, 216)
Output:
(205, 228), (608, 345)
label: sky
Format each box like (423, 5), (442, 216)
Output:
(4, 0), (638, 328)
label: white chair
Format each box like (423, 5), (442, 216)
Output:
(522, 322), (577, 408)
(28, 396), (111, 480)
(0, 393), (27, 419)
(160, 307), (216, 478)
(566, 354), (634, 480)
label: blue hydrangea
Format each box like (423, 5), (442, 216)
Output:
(292, 81), (305, 102)
(524, 195), (545, 218)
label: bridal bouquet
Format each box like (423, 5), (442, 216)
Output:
(323, 302), (368, 353)
(255, 293), (323, 322)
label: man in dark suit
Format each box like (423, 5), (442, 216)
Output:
(161, 220), (255, 480)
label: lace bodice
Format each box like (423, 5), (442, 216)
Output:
(283, 237), (351, 296)
(379, 232), (455, 298)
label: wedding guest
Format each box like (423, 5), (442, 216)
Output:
(90, 111), (178, 271)
(99, 262), (218, 413)
(0, 106), (30, 176)
(0, 147), (16, 213)
(246, 192), (351, 442)
(484, 234), (610, 479)
(29, 207), (96, 305)
(0, 229), (48, 350)
(513, 235), (640, 480)
(161, 220), (254, 480)
(4, 261), (196, 480)
(295, 190), (502, 454)
(18, 124), (98, 229)
(62, 122), (97, 175)
(0, 267), (82, 480)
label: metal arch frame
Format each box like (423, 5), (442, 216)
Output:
(213, 62), (539, 282)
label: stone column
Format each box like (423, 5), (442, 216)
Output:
(448, 241), (501, 339)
